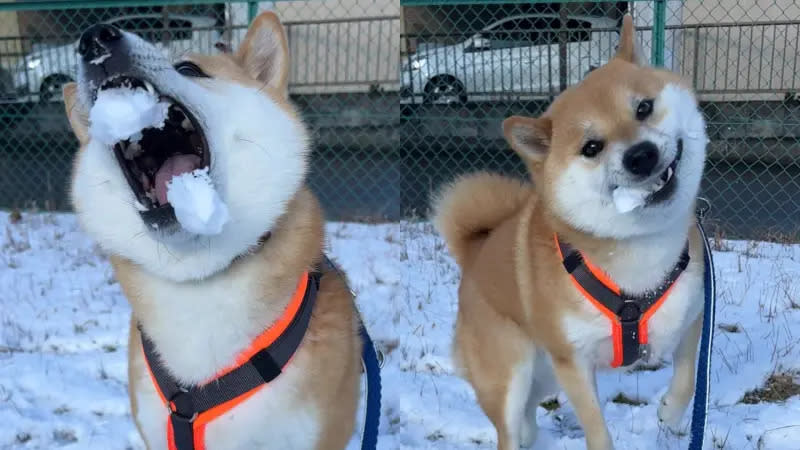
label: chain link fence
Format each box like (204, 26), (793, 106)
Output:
(0, 0), (400, 220)
(401, 0), (800, 240)
(0, 1), (798, 240)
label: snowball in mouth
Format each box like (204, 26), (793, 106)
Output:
(166, 168), (229, 236)
(612, 186), (651, 213)
(88, 86), (169, 145)
(612, 165), (674, 213)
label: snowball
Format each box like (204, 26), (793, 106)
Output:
(88, 87), (169, 145)
(612, 186), (650, 214)
(166, 168), (229, 235)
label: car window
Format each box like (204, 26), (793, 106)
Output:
(566, 19), (592, 43)
(169, 19), (193, 40)
(482, 16), (593, 49)
(484, 18), (537, 49)
(109, 17), (165, 43)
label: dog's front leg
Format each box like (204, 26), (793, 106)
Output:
(658, 312), (703, 430)
(552, 357), (613, 450)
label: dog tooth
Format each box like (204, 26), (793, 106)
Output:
(667, 166), (674, 180)
(181, 118), (194, 131)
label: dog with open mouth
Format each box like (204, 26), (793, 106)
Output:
(433, 16), (708, 450)
(64, 12), (361, 450)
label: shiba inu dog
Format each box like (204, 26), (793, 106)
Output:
(433, 16), (708, 450)
(63, 12), (361, 450)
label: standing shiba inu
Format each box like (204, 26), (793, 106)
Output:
(64, 12), (361, 450)
(433, 16), (708, 450)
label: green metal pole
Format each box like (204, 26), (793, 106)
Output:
(248, 1), (259, 23)
(652, 0), (666, 66)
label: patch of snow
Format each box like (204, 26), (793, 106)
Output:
(166, 168), (229, 235)
(1, 213), (799, 449)
(88, 87), (168, 146)
(612, 186), (651, 213)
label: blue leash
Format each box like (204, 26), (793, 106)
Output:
(359, 322), (382, 450)
(322, 255), (381, 450)
(687, 210), (716, 449)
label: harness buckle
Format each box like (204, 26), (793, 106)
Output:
(167, 389), (198, 423)
(618, 300), (642, 323)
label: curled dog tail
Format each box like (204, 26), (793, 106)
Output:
(432, 172), (531, 268)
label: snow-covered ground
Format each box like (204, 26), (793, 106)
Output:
(1, 211), (799, 450)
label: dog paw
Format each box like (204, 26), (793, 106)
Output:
(657, 395), (690, 433)
(519, 421), (537, 448)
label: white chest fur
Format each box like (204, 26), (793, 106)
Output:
(128, 264), (321, 450)
(133, 356), (320, 450)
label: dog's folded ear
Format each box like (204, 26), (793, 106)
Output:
(503, 116), (551, 163)
(615, 14), (648, 66)
(236, 11), (290, 95)
(63, 82), (90, 144)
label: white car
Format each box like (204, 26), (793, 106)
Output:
(13, 13), (220, 102)
(401, 14), (619, 104)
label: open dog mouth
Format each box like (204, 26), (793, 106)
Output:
(100, 76), (210, 214)
(647, 138), (683, 204)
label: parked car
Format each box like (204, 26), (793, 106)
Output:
(401, 14), (619, 104)
(12, 13), (220, 102)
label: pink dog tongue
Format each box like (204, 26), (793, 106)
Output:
(154, 154), (202, 205)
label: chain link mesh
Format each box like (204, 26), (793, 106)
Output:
(401, 0), (800, 240)
(0, 0), (400, 221)
(0, 1), (797, 240)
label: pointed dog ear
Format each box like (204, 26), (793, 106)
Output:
(235, 11), (290, 95)
(503, 115), (551, 163)
(615, 14), (648, 66)
(63, 82), (90, 144)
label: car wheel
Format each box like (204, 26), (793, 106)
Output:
(424, 76), (467, 105)
(40, 74), (73, 102)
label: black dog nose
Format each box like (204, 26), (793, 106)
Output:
(623, 141), (660, 176)
(78, 24), (122, 62)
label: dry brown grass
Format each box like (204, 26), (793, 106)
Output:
(741, 372), (800, 404)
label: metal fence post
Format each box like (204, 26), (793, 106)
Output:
(248, 1), (258, 22)
(652, 0), (666, 66)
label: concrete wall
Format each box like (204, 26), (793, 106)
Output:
(671, 1), (800, 100)
(230, 0), (399, 94)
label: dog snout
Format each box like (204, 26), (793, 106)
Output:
(78, 24), (122, 63)
(623, 141), (659, 176)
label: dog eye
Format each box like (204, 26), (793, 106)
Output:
(636, 99), (654, 121)
(174, 61), (208, 78)
(581, 140), (604, 158)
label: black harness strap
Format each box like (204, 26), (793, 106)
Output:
(557, 236), (690, 367)
(140, 269), (320, 450)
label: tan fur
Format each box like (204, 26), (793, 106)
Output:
(65, 11), (360, 449)
(433, 172), (531, 268)
(435, 15), (705, 450)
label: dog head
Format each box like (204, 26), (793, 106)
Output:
(65, 12), (309, 281)
(503, 15), (707, 239)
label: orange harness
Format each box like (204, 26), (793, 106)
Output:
(140, 271), (318, 450)
(554, 235), (690, 367)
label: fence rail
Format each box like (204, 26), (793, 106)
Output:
(0, 0), (798, 241)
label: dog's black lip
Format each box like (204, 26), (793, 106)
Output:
(646, 138), (683, 205)
(92, 75), (149, 103)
